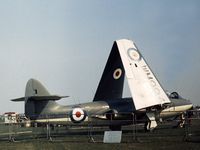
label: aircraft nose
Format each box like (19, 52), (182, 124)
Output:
(177, 99), (193, 112)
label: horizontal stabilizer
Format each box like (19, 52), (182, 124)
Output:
(11, 97), (25, 102)
(28, 95), (69, 101)
(11, 95), (69, 102)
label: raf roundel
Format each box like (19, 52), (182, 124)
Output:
(113, 68), (122, 80)
(128, 48), (141, 61)
(70, 108), (87, 123)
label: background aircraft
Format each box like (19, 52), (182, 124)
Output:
(12, 39), (193, 130)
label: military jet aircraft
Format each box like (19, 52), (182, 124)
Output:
(12, 39), (193, 130)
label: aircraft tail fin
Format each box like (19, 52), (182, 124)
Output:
(25, 78), (50, 97)
(24, 79), (54, 118)
(11, 79), (52, 102)
(116, 39), (171, 110)
(93, 42), (125, 101)
(12, 79), (67, 119)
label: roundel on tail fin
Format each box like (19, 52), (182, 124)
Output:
(113, 68), (122, 80)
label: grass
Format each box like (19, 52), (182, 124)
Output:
(0, 140), (200, 150)
(0, 119), (200, 149)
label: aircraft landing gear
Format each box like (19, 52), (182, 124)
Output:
(146, 112), (158, 131)
(179, 113), (186, 128)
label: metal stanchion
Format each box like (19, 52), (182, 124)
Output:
(46, 116), (52, 141)
(88, 119), (95, 143)
(184, 111), (192, 142)
(132, 113), (138, 142)
(8, 119), (15, 142)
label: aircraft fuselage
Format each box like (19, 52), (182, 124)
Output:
(30, 97), (192, 126)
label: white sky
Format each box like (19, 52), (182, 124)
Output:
(0, 0), (200, 113)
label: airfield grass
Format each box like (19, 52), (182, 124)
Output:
(0, 119), (200, 149)
(0, 140), (200, 150)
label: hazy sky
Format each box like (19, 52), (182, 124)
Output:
(0, 0), (199, 113)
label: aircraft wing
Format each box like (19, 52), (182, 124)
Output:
(116, 39), (171, 110)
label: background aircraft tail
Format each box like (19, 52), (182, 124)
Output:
(24, 79), (56, 119)
(12, 79), (66, 119)
(93, 42), (125, 101)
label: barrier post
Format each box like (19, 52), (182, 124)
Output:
(46, 115), (52, 141)
(133, 113), (138, 142)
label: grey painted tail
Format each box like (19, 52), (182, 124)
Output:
(24, 79), (56, 119)
(25, 78), (50, 97)
(11, 79), (67, 119)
